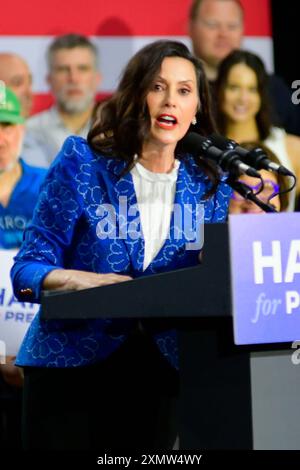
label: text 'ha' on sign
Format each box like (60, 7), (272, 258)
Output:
(229, 213), (300, 345)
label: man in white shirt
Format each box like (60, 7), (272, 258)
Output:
(23, 34), (102, 168)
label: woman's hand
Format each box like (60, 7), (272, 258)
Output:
(43, 269), (132, 292)
(0, 356), (24, 387)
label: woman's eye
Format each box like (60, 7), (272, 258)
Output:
(179, 88), (190, 95)
(153, 83), (163, 91)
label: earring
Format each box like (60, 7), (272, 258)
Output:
(192, 116), (197, 125)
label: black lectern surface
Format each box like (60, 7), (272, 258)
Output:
(41, 223), (231, 320)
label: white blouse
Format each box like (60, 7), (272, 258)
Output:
(131, 160), (180, 271)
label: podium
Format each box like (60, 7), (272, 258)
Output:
(41, 223), (299, 450)
(42, 223), (231, 321)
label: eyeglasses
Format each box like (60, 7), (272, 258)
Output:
(231, 179), (280, 202)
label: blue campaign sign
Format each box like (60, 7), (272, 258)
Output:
(0, 249), (38, 355)
(228, 213), (300, 345)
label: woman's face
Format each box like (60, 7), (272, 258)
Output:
(221, 63), (261, 124)
(145, 56), (199, 150)
(229, 169), (281, 214)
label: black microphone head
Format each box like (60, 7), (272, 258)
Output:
(179, 132), (208, 155)
(241, 147), (267, 169)
(209, 133), (236, 150)
(249, 147), (265, 157)
(179, 132), (261, 178)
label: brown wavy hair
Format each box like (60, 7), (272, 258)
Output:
(215, 50), (272, 140)
(88, 40), (220, 194)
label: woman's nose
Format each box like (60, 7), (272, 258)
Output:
(164, 89), (177, 107)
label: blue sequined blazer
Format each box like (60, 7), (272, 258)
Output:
(11, 136), (231, 369)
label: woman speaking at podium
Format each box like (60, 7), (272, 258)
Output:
(11, 40), (231, 450)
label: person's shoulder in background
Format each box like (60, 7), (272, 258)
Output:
(16, 159), (47, 206)
(21, 158), (47, 178)
(22, 108), (59, 169)
(268, 74), (300, 136)
(26, 106), (55, 131)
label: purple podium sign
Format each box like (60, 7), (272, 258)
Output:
(228, 213), (300, 345)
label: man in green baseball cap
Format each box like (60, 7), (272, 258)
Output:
(0, 85), (25, 124)
(0, 86), (46, 416)
(0, 86), (25, 173)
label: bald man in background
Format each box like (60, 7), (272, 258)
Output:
(189, 0), (243, 82)
(0, 53), (33, 118)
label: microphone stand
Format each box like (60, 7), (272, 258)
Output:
(227, 178), (278, 213)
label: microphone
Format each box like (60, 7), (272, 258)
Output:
(239, 146), (294, 176)
(210, 133), (294, 177)
(180, 132), (261, 178)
